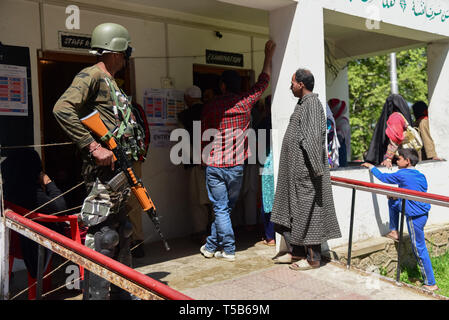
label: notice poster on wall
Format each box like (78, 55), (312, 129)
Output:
(150, 125), (178, 148)
(143, 88), (185, 126)
(0, 64), (28, 116)
(143, 88), (185, 147)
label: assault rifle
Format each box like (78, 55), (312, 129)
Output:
(81, 110), (170, 251)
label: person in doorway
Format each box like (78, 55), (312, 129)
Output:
(361, 148), (438, 292)
(328, 98), (351, 167)
(325, 103), (340, 168)
(177, 86), (213, 244)
(202, 88), (216, 105)
(365, 94), (413, 167)
(271, 68), (341, 270)
(412, 101), (441, 161)
(199, 39), (276, 262)
(53, 22), (146, 300)
(255, 95), (275, 246)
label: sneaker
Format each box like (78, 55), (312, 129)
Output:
(214, 250), (235, 262)
(200, 245), (215, 258)
(422, 284), (439, 292)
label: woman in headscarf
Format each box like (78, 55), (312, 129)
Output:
(326, 103), (340, 169)
(365, 94), (413, 167)
(328, 99), (350, 167)
(412, 101), (440, 161)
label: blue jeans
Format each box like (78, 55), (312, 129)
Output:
(204, 165), (244, 255)
(389, 199), (436, 286)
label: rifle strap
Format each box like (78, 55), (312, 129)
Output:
(104, 77), (131, 140)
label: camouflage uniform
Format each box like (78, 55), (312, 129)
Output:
(53, 64), (146, 299)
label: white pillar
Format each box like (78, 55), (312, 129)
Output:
(269, 0), (326, 252)
(427, 42), (449, 160)
(269, 0), (326, 182)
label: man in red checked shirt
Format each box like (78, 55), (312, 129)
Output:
(199, 40), (276, 262)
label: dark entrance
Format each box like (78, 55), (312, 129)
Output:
(192, 64), (254, 102)
(38, 50), (133, 211)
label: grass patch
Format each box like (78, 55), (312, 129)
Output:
(399, 251), (449, 297)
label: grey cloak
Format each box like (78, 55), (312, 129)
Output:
(271, 93), (341, 246)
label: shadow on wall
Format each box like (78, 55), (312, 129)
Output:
(367, 170), (389, 234)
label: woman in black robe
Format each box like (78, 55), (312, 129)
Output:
(365, 94), (413, 165)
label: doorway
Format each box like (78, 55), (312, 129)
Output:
(38, 50), (133, 211)
(192, 64), (254, 102)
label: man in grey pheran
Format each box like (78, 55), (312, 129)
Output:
(271, 68), (341, 270)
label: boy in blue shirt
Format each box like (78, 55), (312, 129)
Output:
(362, 148), (438, 291)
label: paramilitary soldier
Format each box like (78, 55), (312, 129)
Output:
(53, 23), (146, 300)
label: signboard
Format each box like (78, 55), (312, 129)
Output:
(143, 88), (185, 148)
(59, 32), (91, 50)
(143, 88), (185, 127)
(0, 44), (34, 152)
(206, 49), (244, 67)
(0, 64), (28, 116)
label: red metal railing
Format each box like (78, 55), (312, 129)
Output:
(4, 209), (193, 300)
(331, 176), (449, 207)
(330, 175), (449, 283)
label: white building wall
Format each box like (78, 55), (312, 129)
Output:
(0, 0), (42, 150)
(0, 0), (269, 242)
(269, 1), (327, 191)
(427, 42), (449, 161)
(322, 0), (449, 38)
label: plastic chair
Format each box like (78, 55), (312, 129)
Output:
(5, 201), (84, 300)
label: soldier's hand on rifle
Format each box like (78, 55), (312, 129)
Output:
(88, 141), (115, 170)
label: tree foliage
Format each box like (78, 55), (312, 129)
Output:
(347, 47), (428, 160)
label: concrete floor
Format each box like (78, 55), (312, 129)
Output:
(7, 226), (444, 300)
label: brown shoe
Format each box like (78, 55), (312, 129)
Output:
(272, 252), (304, 264)
(258, 239), (276, 246)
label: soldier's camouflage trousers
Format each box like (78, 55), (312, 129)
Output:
(80, 160), (134, 299)
(80, 157), (130, 225)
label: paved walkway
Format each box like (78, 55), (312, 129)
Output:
(132, 228), (440, 300)
(8, 227), (443, 300)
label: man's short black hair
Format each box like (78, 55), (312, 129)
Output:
(398, 148), (419, 166)
(295, 68), (314, 91)
(220, 70), (241, 94)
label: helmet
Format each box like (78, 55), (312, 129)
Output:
(91, 23), (130, 53)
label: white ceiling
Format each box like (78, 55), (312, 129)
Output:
(121, 0), (269, 27)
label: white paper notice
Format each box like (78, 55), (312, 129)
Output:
(0, 64), (28, 116)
